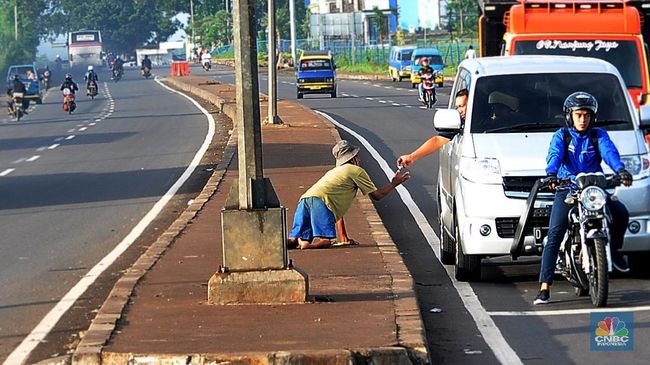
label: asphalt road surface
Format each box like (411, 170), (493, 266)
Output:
(208, 64), (650, 365)
(0, 66), (215, 363)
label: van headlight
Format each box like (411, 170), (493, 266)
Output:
(459, 157), (502, 184)
(298, 78), (305, 83)
(580, 186), (607, 211)
(620, 153), (650, 179)
(325, 77), (333, 82)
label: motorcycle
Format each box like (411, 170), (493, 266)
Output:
(87, 80), (98, 99)
(420, 72), (436, 109)
(11, 92), (24, 121)
(141, 67), (151, 79)
(42, 71), (51, 91)
(62, 88), (76, 114)
(513, 172), (621, 307)
(202, 59), (211, 71)
(111, 68), (122, 82)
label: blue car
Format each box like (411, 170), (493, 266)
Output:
(6, 64), (43, 104)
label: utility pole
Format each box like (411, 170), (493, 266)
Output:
(14, 2), (18, 41)
(266, 0), (282, 125)
(289, 0), (297, 66)
(190, 0), (195, 49)
(208, 0), (307, 306)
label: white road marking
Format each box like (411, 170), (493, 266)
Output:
(373, 84), (381, 87)
(54, 137), (64, 142)
(392, 103), (401, 106)
(0, 168), (15, 176)
(342, 93), (349, 97)
(48, 144), (60, 150)
(365, 97), (374, 101)
(406, 105), (413, 108)
(12, 158), (26, 164)
(316, 111), (523, 365)
(489, 305), (650, 317)
(378, 100), (387, 104)
(65, 135), (76, 140)
(350, 94), (358, 98)
(67, 129), (75, 133)
(3, 76), (217, 365)
(36, 147), (47, 152)
(419, 106), (427, 109)
(89, 123), (96, 126)
(95, 119), (102, 122)
(26, 155), (40, 162)
(79, 127), (88, 131)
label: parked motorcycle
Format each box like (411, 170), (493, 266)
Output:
(62, 88), (76, 114)
(141, 67), (151, 79)
(11, 92), (24, 121)
(87, 80), (98, 99)
(420, 72), (436, 109)
(513, 172), (622, 307)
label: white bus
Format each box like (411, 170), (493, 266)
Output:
(68, 30), (103, 68)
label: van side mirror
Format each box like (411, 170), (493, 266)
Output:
(434, 109), (462, 131)
(640, 105), (650, 132)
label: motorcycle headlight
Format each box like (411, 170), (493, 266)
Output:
(459, 157), (502, 184)
(580, 186), (607, 211)
(620, 153), (650, 179)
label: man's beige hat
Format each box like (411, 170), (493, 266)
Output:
(332, 140), (360, 166)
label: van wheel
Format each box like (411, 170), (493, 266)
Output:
(411, 83), (416, 89)
(297, 92), (303, 99)
(437, 82), (443, 88)
(454, 219), (481, 281)
(36, 98), (43, 105)
(331, 90), (337, 98)
(440, 221), (455, 265)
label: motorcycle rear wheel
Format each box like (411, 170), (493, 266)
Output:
(589, 239), (609, 307)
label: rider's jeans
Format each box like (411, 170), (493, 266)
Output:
(539, 190), (629, 285)
(418, 83), (424, 99)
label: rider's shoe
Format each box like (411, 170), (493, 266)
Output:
(533, 289), (550, 305)
(612, 253), (630, 273)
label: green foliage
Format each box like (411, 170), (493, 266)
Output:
(445, 0), (479, 36)
(196, 10), (232, 47)
(0, 0), (49, 74)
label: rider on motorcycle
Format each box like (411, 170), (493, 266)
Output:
(201, 50), (212, 69)
(141, 55), (152, 72)
(84, 65), (99, 92)
(60, 73), (79, 95)
(534, 91), (633, 305)
(6, 74), (28, 115)
(417, 57), (436, 102)
(112, 57), (125, 76)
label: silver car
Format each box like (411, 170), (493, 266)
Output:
(435, 56), (650, 281)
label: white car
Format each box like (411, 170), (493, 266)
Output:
(435, 55), (650, 281)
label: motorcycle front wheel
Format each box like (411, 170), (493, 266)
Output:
(589, 238), (609, 307)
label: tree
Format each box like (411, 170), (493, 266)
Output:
(372, 7), (388, 44)
(445, 0), (479, 36)
(0, 0), (49, 73)
(196, 10), (232, 47)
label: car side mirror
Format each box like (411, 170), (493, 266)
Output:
(434, 109), (462, 131)
(639, 105), (650, 132)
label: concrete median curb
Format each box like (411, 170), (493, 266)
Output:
(70, 75), (429, 365)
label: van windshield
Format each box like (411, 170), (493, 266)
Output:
(414, 55), (443, 65)
(401, 51), (413, 61)
(470, 73), (633, 134)
(513, 40), (643, 89)
(300, 59), (332, 71)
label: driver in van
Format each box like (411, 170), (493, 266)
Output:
(534, 91), (633, 305)
(397, 89), (468, 168)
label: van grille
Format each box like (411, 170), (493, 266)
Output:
(301, 77), (328, 83)
(502, 176), (542, 193)
(495, 209), (552, 238)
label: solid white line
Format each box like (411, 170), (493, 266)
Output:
(48, 144), (60, 150)
(0, 168), (15, 176)
(26, 155), (40, 162)
(315, 111), (523, 365)
(489, 305), (650, 317)
(2, 77), (216, 365)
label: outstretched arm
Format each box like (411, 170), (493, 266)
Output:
(397, 135), (450, 168)
(369, 170), (410, 201)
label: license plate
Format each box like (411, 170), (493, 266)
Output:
(533, 227), (549, 245)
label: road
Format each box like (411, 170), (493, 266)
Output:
(206, 64), (650, 364)
(0, 67), (216, 364)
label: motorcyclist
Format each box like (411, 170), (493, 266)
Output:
(6, 74), (29, 115)
(41, 66), (52, 90)
(55, 54), (63, 71)
(84, 65), (99, 92)
(200, 50), (212, 70)
(112, 57), (124, 77)
(533, 91), (633, 305)
(141, 55), (152, 72)
(417, 57), (436, 102)
(60, 73), (79, 95)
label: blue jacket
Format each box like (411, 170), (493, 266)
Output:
(545, 127), (625, 179)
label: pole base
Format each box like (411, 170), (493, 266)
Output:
(208, 267), (308, 305)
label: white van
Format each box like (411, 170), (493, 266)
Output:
(435, 56), (650, 281)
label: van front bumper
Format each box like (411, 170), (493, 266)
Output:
(614, 177), (650, 252)
(297, 82), (335, 94)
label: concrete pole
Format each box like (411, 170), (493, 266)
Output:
(233, 0), (265, 209)
(14, 3), (18, 41)
(289, 0), (297, 66)
(267, 0), (282, 124)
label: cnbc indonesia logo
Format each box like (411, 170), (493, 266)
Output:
(593, 316), (632, 350)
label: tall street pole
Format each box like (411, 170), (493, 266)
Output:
(267, 0), (282, 125)
(289, 0), (297, 66)
(190, 0), (195, 49)
(14, 3), (18, 41)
